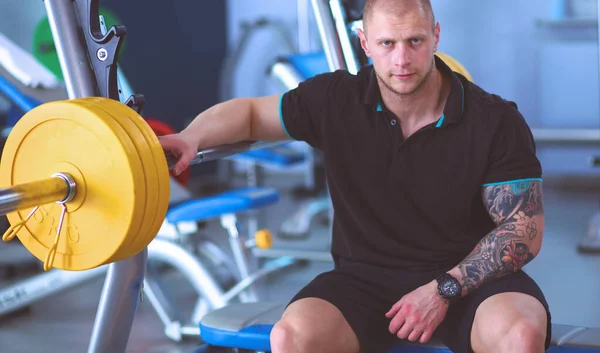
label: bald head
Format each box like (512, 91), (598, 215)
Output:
(362, 0), (435, 33)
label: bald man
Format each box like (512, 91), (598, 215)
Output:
(160, 0), (551, 352)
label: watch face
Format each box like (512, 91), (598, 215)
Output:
(441, 279), (461, 297)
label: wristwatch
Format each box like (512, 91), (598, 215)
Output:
(435, 273), (462, 304)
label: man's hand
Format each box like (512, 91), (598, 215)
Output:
(158, 132), (198, 176)
(386, 281), (448, 344)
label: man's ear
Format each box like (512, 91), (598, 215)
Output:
(358, 28), (371, 57)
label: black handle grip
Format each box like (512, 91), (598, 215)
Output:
(73, 0), (126, 100)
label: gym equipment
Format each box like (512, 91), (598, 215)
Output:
(268, 51), (331, 243)
(0, 184), (294, 341)
(0, 32), (60, 89)
(0, 0), (297, 349)
(0, 97), (289, 270)
(1, 10), (296, 335)
(0, 31), (67, 135)
(32, 7), (124, 81)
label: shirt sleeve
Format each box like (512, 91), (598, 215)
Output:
(279, 71), (338, 149)
(482, 104), (542, 186)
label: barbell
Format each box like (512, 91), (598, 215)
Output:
(0, 52), (472, 272)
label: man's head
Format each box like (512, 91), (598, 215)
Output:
(358, 0), (440, 96)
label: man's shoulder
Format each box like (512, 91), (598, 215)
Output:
(303, 68), (365, 87)
(462, 78), (524, 125)
(294, 68), (367, 104)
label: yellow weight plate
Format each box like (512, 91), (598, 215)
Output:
(74, 99), (156, 263)
(89, 101), (158, 262)
(72, 101), (148, 264)
(95, 98), (170, 254)
(0, 99), (146, 270)
(436, 52), (474, 82)
(84, 98), (160, 261)
(108, 101), (170, 254)
(52, 100), (147, 268)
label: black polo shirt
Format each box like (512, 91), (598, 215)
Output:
(279, 56), (542, 272)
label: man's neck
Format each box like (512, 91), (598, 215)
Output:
(379, 68), (448, 128)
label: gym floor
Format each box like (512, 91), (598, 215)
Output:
(0, 172), (599, 353)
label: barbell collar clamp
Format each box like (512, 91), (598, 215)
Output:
(0, 173), (74, 216)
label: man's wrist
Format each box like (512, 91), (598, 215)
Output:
(435, 272), (462, 304)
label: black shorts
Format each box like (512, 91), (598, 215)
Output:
(288, 257), (552, 353)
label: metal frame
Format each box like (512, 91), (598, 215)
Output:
(0, 2), (296, 351)
(43, 2), (141, 351)
(0, 221), (297, 343)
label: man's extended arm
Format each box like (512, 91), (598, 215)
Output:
(446, 180), (544, 297)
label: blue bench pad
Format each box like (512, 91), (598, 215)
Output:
(166, 187), (279, 223)
(279, 51), (330, 80)
(231, 145), (305, 166)
(197, 303), (600, 353)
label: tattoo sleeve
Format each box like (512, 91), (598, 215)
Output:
(447, 180), (544, 297)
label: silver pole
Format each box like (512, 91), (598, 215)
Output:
(43, 0), (98, 98)
(87, 250), (147, 353)
(42, 1), (144, 353)
(329, 0), (360, 74)
(310, 0), (347, 71)
(598, 0), (600, 126)
(298, 0), (311, 53)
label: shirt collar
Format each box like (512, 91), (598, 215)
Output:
(362, 54), (466, 127)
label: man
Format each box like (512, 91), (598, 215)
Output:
(159, 0), (551, 352)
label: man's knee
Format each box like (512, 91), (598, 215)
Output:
(270, 317), (314, 353)
(473, 318), (546, 353)
(502, 319), (547, 353)
(471, 292), (548, 353)
(269, 298), (360, 353)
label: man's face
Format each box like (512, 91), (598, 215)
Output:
(359, 7), (440, 97)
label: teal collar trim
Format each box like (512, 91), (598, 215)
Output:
(435, 114), (445, 128)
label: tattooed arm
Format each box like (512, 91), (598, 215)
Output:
(446, 179), (544, 297)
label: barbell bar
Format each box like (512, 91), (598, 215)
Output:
(0, 139), (284, 219)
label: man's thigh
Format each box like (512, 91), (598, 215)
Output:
(281, 262), (416, 353)
(434, 270), (552, 353)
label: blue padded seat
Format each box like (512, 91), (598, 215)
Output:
(280, 51), (330, 79)
(233, 144), (305, 167)
(166, 187), (279, 224)
(195, 302), (600, 353)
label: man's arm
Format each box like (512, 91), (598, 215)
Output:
(181, 94), (289, 151)
(446, 179), (545, 297)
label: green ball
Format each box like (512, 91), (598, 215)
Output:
(32, 8), (125, 81)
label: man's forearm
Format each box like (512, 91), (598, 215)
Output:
(447, 180), (545, 297)
(181, 98), (254, 150)
(447, 218), (542, 297)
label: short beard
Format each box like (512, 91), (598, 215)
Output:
(376, 56), (436, 97)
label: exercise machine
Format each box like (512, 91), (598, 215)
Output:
(0, 8), (299, 343)
(252, 0), (366, 261)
